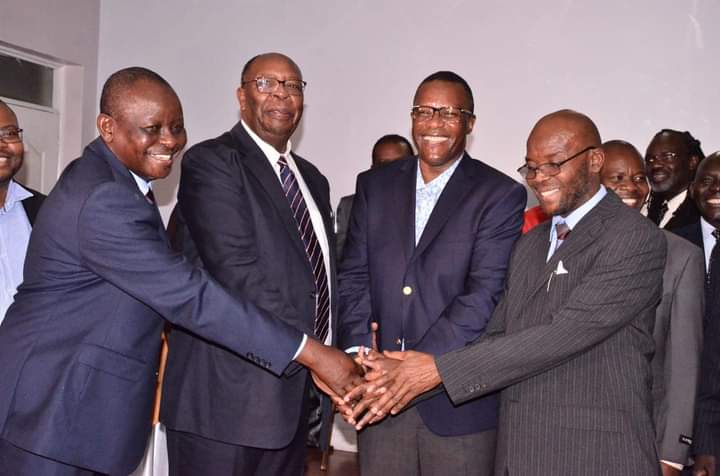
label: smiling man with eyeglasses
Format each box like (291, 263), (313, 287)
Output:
(0, 99), (46, 325)
(337, 71), (526, 475)
(160, 53), (355, 476)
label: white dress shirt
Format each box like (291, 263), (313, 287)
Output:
(701, 217), (718, 271)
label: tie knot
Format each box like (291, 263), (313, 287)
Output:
(556, 222), (571, 241)
(277, 155), (289, 168)
(145, 189), (156, 205)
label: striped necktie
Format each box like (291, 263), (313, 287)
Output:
(555, 221), (571, 252)
(278, 155), (330, 343)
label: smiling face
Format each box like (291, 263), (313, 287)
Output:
(600, 142), (650, 210)
(97, 79), (187, 180)
(690, 154), (720, 228)
(525, 112), (603, 217)
(645, 131), (698, 196)
(0, 102), (23, 186)
(237, 54), (303, 153)
(412, 80), (475, 180)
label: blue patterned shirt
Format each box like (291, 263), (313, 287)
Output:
(415, 156), (462, 245)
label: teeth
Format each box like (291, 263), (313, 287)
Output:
(540, 189), (559, 197)
(707, 198), (720, 205)
(423, 136), (447, 143)
(150, 154), (172, 161)
(622, 199), (638, 206)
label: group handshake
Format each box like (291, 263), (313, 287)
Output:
(297, 324), (441, 431)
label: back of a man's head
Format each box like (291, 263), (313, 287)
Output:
(371, 134), (413, 168)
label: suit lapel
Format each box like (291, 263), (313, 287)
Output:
(391, 158), (417, 266)
(526, 192), (619, 298)
(229, 124), (308, 262)
(411, 155), (473, 263)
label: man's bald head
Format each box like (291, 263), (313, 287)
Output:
(0, 100), (18, 124)
(524, 109), (604, 217)
(241, 52), (302, 82)
(527, 109), (601, 153)
(100, 67), (176, 118)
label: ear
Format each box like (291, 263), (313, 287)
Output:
(589, 147), (605, 173)
(465, 115), (476, 135)
(236, 87), (246, 111)
(97, 113), (114, 143)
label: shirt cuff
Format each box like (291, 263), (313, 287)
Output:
(660, 460), (684, 470)
(344, 346), (370, 355)
(292, 334), (308, 360)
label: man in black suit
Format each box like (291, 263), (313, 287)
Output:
(161, 53), (350, 476)
(0, 67), (357, 476)
(644, 129), (705, 229)
(0, 99), (45, 324)
(335, 134), (413, 260)
(674, 152), (720, 476)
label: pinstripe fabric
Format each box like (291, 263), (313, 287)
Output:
(436, 192), (666, 476)
(278, 155), (330, 342)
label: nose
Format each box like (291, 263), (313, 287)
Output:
(271, 82), (291, 99)
(159, 127), (184, 151)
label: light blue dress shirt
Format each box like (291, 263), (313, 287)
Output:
(0, 180), (33, 325)
(547, 185), (607, 262)
(415, 156), (462, 245)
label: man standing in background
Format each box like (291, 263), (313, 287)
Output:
(0, 99), (45, 324)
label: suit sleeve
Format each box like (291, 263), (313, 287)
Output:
(337, 176), (373, 350)
(415, 183), (526, 354)
(693, 289), (720, 458)
(77, 181), (302, 376)
(657, 242), (704, 465)
(436, 224), (666, 403)
(178, 147), (300, 323)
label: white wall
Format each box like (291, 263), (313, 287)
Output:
(0, 0), (100, 148)
(97, 0), (720, 220)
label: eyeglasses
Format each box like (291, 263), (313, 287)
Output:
(518, 146), (596, 179)
(411, 105), (474, 123)
(645, 152), (681, 165)
(0, 127), (23, 144)
(242, 77), (306, 96)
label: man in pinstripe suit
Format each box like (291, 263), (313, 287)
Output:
(346, 110), (666, 475)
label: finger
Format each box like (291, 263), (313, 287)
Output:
(383, 350), (409, 360)
(390, 391), (415, 415)
(371, 321), (379, 352)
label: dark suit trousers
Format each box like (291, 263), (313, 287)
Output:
(0, 439), (104, 476)
(166, 393), (310, 476)
(358, 407), (496, 476)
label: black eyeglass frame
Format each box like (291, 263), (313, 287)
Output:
(410, 105), (475, 122)
(241, 77), (307, 95)
(518, 146), (597, 179)
(0, 127), (23, 144)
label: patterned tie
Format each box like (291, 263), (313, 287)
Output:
(646, 194), (668, 225)
(145, 189), (156, 205)
(555, 221), (571, 252)
(278, 155), (330, 342)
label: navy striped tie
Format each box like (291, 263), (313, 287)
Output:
(278, 155), (330, 343)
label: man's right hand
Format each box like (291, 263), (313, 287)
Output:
(694, 455), (716, 476)
(295, 338), (365, 410)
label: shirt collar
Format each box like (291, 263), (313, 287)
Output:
(550, 185), (607, 238)
(241, 120), (292, 162)
(129, 171), (152, 196)
(416, 155), (463, 191)
(701, 217), (718, 242)
(1, 180), (33, 213)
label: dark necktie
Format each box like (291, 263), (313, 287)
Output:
(646, 194), (668, 225)
(278, 155), (330, 343)
(707, 228), (720, 292)
(145, 189), (156, 205)
(555, 222), (571, 252)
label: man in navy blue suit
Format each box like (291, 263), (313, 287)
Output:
(0, 67), (359, 476)
(338, 71), (526, 475)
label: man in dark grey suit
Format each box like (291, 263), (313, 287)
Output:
(601, 140), (704, 475)
(345, 110), (666, 476)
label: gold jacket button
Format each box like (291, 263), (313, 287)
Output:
(402, 285), (413, 295)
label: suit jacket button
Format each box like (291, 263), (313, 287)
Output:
(402, 286), (413, 296)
